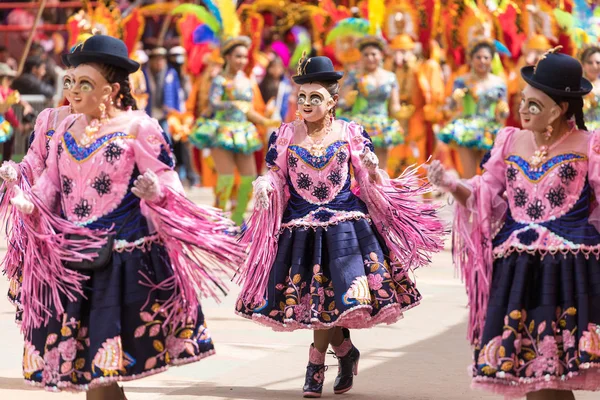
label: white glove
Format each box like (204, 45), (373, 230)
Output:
(426, 160), (458, 192)
(10, 186), (34, 214)
(359, 147), (379, 174)
(132, 170), (162, 202)
(253, 177), (272, 210)
(0, 162), (18, 182)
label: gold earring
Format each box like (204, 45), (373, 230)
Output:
(295, 110), (301, 121)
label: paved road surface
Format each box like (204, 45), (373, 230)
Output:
(0, 189), (595, 399)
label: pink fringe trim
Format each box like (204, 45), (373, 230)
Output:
(24, 349), (216, 393)
(236, 174), (286, 306)
(143, 188), (244, 328)
(472, 365), (600, 399)
(236, 300), (421, 332)
(355, 164), (446, 271)
(0, 179), (108, 336)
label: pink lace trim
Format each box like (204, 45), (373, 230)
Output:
(494, 244), (600, 260)
(332, 339), (353, 357)
(280, 210), (370, 231)
(113, 234), (162, 253)
(309, 345), (326, 364)
(23, 349), (215, 393)
(236, 300), (420, 332)
(472, 364), (600, 399)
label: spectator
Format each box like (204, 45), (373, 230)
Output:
(11, 56), (55, 99)
(0, 63), (20, 161)
(0, 46), (18, 71)
(259, 56), (292, 122)
(143, 47), (168, 121)
(29, 42), (59, 89)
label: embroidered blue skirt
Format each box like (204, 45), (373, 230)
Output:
(235, 218), (421, 331)
(471, 251), (600, 396)
(22, 194), (215, 391)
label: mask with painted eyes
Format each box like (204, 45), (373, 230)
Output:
(70, 64), (116, 116)
(297, 83), (334, 122)
(519, 84), (564, 133)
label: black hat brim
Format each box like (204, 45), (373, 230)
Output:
(521, 66), (593, 98)
(61, 53), (71, 68)
(66, 52), (140, 74)
(292, 71), (344, 85)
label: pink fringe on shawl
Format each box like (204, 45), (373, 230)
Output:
(0, 179), (108, 336)
(354, 164), (446, 271)
(142, 187), (245, 327)
(235, 174), (287, 306)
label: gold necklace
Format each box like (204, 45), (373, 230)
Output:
(529, 126), (574, 170)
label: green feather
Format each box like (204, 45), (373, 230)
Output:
(172, 4), (221, 34)
(325, 18), (370, 45)
(553, 9), (574, 31)
(291, 33), (311, 67)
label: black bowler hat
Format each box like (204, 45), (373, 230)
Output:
(292, 56), (344, 84)
(66, 35), (140, 74)
(521, 52), (592, 97)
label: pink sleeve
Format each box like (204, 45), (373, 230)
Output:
(237, 123), (293, 306)
(132, 116), (184, 196)
(19, 108), (53, 185)
(587, 130), (600, 231)
(453, 126), (517, 345)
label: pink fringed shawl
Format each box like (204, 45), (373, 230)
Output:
(237, 124), (291, 306)
(347, 122), (446, 270)
(453, 127), (516, 345)
(142, 187), (245, 326)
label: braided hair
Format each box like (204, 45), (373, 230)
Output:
(548, 94), (587, 131)
(98, 64), (138, 111)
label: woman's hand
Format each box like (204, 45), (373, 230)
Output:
(10, 186), (34, 214)
(426, 160), (457, 192)
(253, 177), (272, 210)
(360, 147), (379, 174)
(132, 170), (162, 202)
(0, 162), (18, 182)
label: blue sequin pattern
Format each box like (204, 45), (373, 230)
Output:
(63, 131), (132, 161)
(288, 141), (348, 170)
(506, 153), (587, 182)
(46, 129), (55, 138)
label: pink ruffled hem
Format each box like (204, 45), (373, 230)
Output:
(23, 349), (216, 393)
(472, 364), (600, 399)
(236, 300), (421, 332)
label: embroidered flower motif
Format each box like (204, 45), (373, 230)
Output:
(563, 329), (576, 350)
(297, 173), (313, 190)
(288, 154), (298, 169)
(312, 182), (330, 201)
(313, 209), (334, 222)
(293, 294), (312, 322)
(514, 188), (528, 208)
(62, 176), (73, 196)
(336, 151), (348, 164)
(73, 199), (92, 219)
(104, 142), (124, 164)
(313, 368), (325, 384)
(516, 229), (540, 246)
(92, 172), (112, 196)
(558, 163), (577, 184)
(506, 166), (518, 182)
(166, 335), (186, 357)
(545, 186), (566, 208)
(531, 336), (560, 377)
(580, 323), (600, 356)
(526, 199), (546, 220)
(367, 274), (383, 290)
(265, 147), (278, 168)
(327, 169), (343, 186)
(58, 338), (77, 361)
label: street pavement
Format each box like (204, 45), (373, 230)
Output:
(0, 188), (595, 399)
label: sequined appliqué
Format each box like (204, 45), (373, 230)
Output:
(57, 142), (64, 159)
(514, 188), (528, 208)
(526, 199), (546, 220)
(545, 186), (566, 208)
(62, 176), (73, 196)
(63, 131), (132, 162)
(336, 151), (348, 164)
(328, 169), (343, 186)
(506, 165), (518, 182)
(558, 163), (578, 184)
(288, 154), (298, 169)
(506, 153), (586, 182)
(92, 172), (112, 196)
(312, 182), (330, 202)
(288, 141), (348, 170)
(297, 173), (313, 190)
(73, 199), (92, 219)
(104, 142), (124, 164)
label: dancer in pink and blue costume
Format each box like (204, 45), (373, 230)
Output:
(236, 56), (444, 398)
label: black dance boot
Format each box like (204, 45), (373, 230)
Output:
(332, 328), (360, 395)
(303, 344), (327, 398)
